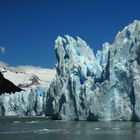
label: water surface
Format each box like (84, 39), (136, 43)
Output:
(0, 117), (140, 140)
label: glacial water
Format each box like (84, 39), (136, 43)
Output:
(0, 117), (140, 140)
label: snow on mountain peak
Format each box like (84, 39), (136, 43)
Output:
(0, 65), (56, 88)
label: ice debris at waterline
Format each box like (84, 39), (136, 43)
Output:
(0, 20), (140, 121)
(46, 20), (140, 121)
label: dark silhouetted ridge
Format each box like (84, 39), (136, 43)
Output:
(0, 72), (22, 95)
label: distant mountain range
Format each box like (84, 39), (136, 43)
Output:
(0, 65), (56, 92)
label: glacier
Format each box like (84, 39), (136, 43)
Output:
(46, 20), (140, 121)
(0, 20), (140, 121)
(0, 86), (48, 116)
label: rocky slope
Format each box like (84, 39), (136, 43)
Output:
(46, 20), (140, 121)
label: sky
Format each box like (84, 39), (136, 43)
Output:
(0, 0), (140, 68)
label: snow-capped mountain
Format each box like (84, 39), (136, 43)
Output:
(0, 66), (56, 88)
(46, 20), (140, 121)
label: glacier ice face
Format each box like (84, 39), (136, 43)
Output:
(0, 86), (48, 116)
(46, 20), (140, 121)
(55, 35), (102, 82)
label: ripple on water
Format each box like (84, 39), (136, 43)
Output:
(0, 128), (68, 135)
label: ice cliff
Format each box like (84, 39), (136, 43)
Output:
(0, 87), (48, 116)
(46, 20), (140, 121)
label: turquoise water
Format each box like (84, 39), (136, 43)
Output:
(0, 117), (140, 140)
